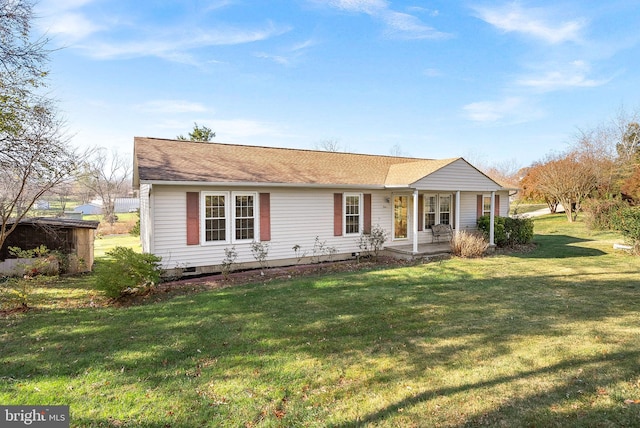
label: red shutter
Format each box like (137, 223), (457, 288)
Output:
(417, 195), (424, 231)
(334, 193), (343, 236)
(186, 192), (199, 245)
(477, 195), (483, 219)
(494, 195), (500, 216)
(259, 193), (271, 241)
(363, 194), (372, 234)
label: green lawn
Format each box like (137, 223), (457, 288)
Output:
(1, 215), (640, 427)
(94, 234), (141, 258)
(510, 202), (548, 215)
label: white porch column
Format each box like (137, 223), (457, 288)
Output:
(455, 190), (460, 235)
(489, 191), (495, 246)
(413, 189), (419, 253)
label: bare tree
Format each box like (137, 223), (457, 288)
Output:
(389, 144), (409, 157)
(314, 139), (346, 152)
(79, 148), (132, 225)
(0, 102), (85, 250)
(0, 0), (89, 251)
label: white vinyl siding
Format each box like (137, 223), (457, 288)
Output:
(144, 185), (510, 270)
(149, 187), (393, 270)
(413, 159), (501, 191)
(139, 183), (152, 253)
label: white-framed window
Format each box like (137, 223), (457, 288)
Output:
(440, 195), (451, 225)
(344, 193), (362, 235)
(234, 193), (256, 241)
(423, 194), (453, 228)
(204, 193), (227, 242)
(202, 191), (258, 243)
(425, 195), (437, 228)
(482, 194), (492, 217)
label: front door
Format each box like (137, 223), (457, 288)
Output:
(393, 195), (408, 239)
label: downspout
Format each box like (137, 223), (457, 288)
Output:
(489, 191), (495, 246)
(413, 189), (419, 253)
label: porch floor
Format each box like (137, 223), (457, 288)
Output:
(384, 241), (452, 260)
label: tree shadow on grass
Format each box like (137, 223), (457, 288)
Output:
(331, 350), (640, 427)
(1, 257), (638, 425)
(513, 234), (607, 259)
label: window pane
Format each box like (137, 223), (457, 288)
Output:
(425, 196), (436, 227)
(440, 195), (451, 212)
(426, 213), (436, 228)
(235, 218), (254, 240)
(205, 219), (226, 241)
(427, 196), (436, 212)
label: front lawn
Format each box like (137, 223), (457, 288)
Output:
(1, 215), (639, 427)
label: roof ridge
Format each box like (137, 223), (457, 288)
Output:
(134, 136), (429, 162)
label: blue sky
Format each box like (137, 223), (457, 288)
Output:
(35, 0), (640, 168)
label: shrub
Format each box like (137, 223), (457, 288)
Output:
(450, 231), (489, 258)
(250, 241), (269, 272)
(7, 245), (59, 276)
(356, 224), (389, 261)
(611, 206), (640, 254)
(311, 237), (337, 263)
(130, 214), (140, 236)
(94, 247), (162, 299)
(582, 198), (630, 231)
(0, 275), (49, 310)
(477, 216), (534, 247)
(221, 246), (238, 279)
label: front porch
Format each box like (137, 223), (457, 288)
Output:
(383, 241), (452, 261)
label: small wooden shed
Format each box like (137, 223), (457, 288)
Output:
(0, 217), (100, 273)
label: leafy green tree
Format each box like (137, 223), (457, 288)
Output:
(177, 122), (216, 142)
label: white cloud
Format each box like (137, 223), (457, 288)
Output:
(517, 60), (609, 91)
(135, 100), (209, 114)
(328, 0), (388, 14)
(38, 0), (95, 11)
(255, 38), (318, 66)
(81, 23), (290, 61)
(45, 12), (104, 42)
(473, 3), (586, 44)
(255, 52), (291, 65)
(463, 97), (543, 123)
(382, 11), (449, 40)
(320, 0), (450, 40)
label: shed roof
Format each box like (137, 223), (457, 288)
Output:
(5, 217), (100, 229)
(133, 137), (501, 189)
